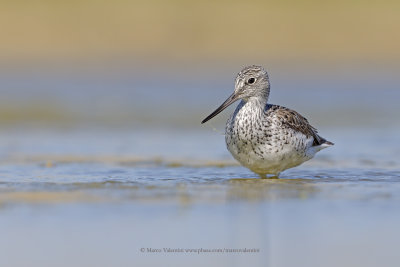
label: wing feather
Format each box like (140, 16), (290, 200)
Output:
(266, 105), (324, 146)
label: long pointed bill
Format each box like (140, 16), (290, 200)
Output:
(201, 93), (239, 124)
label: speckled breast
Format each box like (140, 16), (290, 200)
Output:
(224, 103), (313, 174)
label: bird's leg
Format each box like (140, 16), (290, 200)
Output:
(258, 173), (267, 179)
(258, 173), (281, 179)
(270, 172), (281, 179)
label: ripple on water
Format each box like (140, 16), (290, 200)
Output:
(0, 159), (399, 206)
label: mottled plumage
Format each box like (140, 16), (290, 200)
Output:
(202, 65), (333, 178)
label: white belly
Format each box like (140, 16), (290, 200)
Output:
(226, 125), (315, 175)
(228, 142), (312, 175)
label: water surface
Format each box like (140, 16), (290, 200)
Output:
(0, 125), (399, 267)
(0, 66), (399, 267)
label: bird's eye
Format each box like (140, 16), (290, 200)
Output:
(247, 78), (255, 84)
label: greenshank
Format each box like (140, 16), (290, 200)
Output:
(202, 65), (333, 178)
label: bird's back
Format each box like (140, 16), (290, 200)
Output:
(264, 104), (333, 147)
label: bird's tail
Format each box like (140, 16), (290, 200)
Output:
(315, 137), (334, 151)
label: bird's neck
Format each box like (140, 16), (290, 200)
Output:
(234, 96), (268, 122)
(232, 96), (267, 125)
(243, 96), (268, 110)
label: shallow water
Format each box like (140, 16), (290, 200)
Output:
(0, 125), (399, 267)
(0, 65), (400, 266)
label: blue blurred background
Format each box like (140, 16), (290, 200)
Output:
(0, 0), (399, 130)
(1, 1), (400, 267)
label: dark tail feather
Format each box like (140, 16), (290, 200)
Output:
(313, 135), (334, 146)
(323, 140), (334, 146)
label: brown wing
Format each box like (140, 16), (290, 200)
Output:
(267, 105), (324, 146)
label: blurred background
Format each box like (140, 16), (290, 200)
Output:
(0, 0), (399, 129)
(1, 1), (400, 267)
